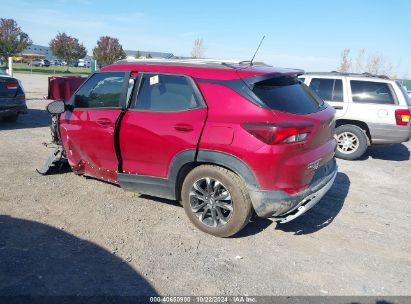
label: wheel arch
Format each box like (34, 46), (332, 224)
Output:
(335, 119), (372, 145)
(170, 150), (258, 201)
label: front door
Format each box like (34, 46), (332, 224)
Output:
(308, 77), (348, 118)
(59, 71), (130, 182)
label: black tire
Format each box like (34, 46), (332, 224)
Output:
(181, 165), (253, 237)
(3, 114), (18, 122)
(335, 124), (368, 160)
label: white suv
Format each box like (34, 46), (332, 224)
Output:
(300, 73), (411, 160)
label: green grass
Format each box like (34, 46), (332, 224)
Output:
(1, 63), (91, 76)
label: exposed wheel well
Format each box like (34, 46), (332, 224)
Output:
(174, 161), (241, 202)
(335, 119), (372, 145)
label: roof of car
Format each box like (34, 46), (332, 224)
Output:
(101, 59), (304, 80)
(304, 71), (391, 80)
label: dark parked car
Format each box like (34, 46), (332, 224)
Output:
(29, 59), (50, 67)
(0, 72), (27, 122)
(44, 59), (337, 237)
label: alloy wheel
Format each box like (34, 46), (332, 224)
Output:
(337, 131), (359, 154)
(189, 177), (233, 227)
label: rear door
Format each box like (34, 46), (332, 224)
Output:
(308, 76), (348, 118)
(347, 79), (399, 125)
(59, 71), (131, 182)
(119, 73), (207, 178)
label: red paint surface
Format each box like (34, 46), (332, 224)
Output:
(102, 63), (302, 80)
(60, 109), (120, 182)
(59, 62), (335, 194)
(120, 108), (207, 177)
(197, 82), (336, 192)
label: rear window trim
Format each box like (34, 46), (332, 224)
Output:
(245, 74), (327, 114)
(196, 72), (309, 110)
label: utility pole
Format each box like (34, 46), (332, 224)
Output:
(7, 57), (13, 76)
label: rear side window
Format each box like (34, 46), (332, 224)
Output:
(133, 74), (200, 111)
(309, 78), (344, 102)
(350, 80), (397, 104)
(251, 76), (325, 114)
(74, 72), (125, 108)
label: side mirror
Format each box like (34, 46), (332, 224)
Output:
(46, 100), (65, 114)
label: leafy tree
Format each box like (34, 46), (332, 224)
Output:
(92, 36), (126, 67)
(147, 53), (152, 59)
(191, 38), (205, 59)
(0, 18), (32, 66)
(49, 32), (86, 71)
(135, 50), (141, 59)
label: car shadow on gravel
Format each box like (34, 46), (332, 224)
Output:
(0, 215), (158, 298)
(358, 143), (410, 161)
(139, 194), (182, 207)
(0, 108), (50, 130)
(140, 195), (274, 237)
(275, 172), (350, 235)
(234, 218), (273, 238)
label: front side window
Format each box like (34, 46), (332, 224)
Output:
(309, 78), (343, 102)
(350, 80), (397, 104)
(133, 74), (200, 111)
(74, 72), (126, 108)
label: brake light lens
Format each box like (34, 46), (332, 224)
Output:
(242, 122), (313, 144)
(5, 82), (18, 90)
(395, 109), (410, 126)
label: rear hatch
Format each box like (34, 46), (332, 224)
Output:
(244, 73), (335, 148)
(396, 81), (411, 115)
(0, 76), (19, 99)
(240, 72), (336, 191)
(395, 80), (411, 126)
(0, 76), (26, 110)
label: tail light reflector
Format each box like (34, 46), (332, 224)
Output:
(5, 82), (18, 90)
(395, 109), (410, 126)
(242, 122), (313, 144)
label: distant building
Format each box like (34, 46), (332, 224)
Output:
(125, 50), (174, 60)
(21, 44), (93, 61)
(22, 44), (52, 59)
(21, 44), (174, 62)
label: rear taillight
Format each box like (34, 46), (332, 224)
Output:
(242, 123), (313, 144)
(5, 82), (18, 90)
(395, 109), (410, 126)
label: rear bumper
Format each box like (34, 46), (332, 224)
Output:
(0, 105), (27, 117)
(369, 123), (411, 144)
(249, 158), (338, 221)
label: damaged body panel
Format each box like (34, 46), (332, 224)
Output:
(38, 60), (338, 237)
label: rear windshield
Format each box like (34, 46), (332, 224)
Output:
(397, 81), (411, 107)
(251, 76), (325, 114)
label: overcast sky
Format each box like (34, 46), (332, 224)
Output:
(2, 0), (410, 76)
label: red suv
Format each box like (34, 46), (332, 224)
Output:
(45, 59), (338, 237)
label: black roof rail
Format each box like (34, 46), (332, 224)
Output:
(113, 58), (272, 70)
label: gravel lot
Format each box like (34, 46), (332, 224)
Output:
(0, 73), (410, 297)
